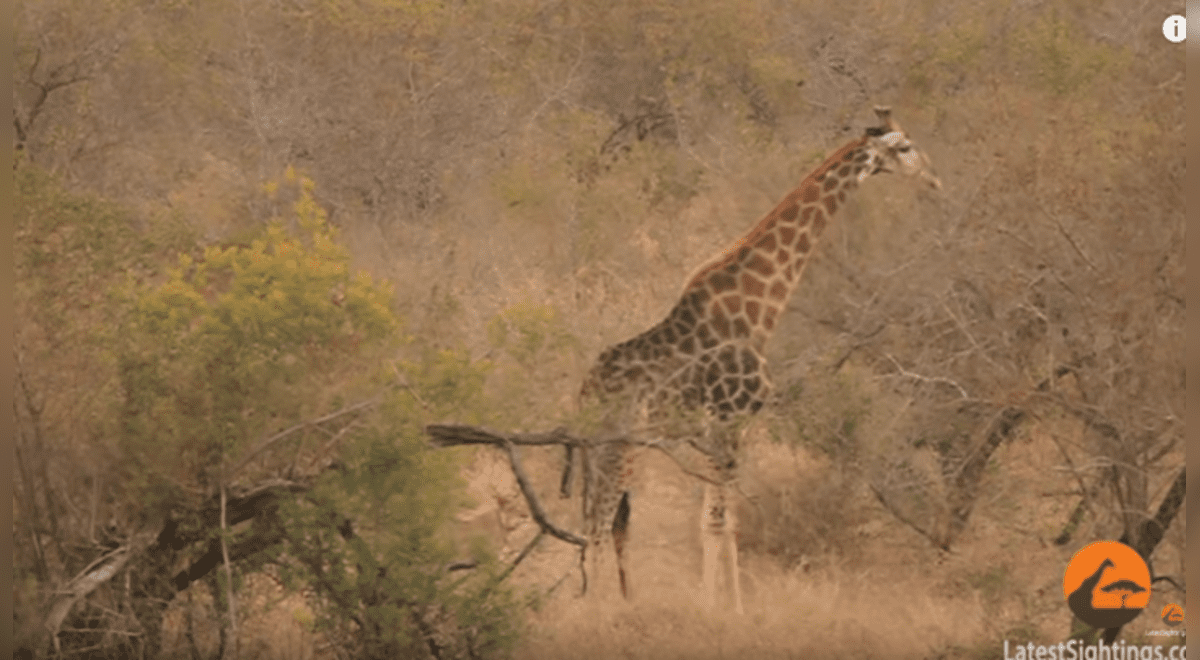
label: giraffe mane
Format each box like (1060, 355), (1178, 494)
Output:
(682, 136), (869, 291)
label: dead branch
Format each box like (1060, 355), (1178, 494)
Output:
(498, 439), (586, 549)
(1051, 213), (1099, 273)
(426, 422), (748, 595)
(941, 406), (1026, 546)
(218, 478), (240, 660)
(426, 424), (581, 449)
(868, 482), (949, 552)
(658, 444), (723, 486)
(559, 445), (576, 498)
(44, 528), (159, 655)
(496, 530), (545, 584)
(884, 353), (970, 399)
(426, 424), (590, 592)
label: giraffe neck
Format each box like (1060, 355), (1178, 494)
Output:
(680, 136), (873, 353)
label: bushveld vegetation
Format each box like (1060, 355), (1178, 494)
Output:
(14, 0), (1183, 658)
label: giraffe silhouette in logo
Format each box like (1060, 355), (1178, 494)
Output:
(568, 107), (940, 613)
(1068, 555), (1147, 629)
(1069, 557), (1116, 625)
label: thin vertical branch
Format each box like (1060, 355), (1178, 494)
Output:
(219, 475), (240, 660)
(89, 464), (100, 545)
(185, 587), (203, 660)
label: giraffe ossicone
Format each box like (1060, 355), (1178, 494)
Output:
(569, 107), (939, 613)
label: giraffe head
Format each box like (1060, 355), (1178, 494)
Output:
(860, 106), (941, 190)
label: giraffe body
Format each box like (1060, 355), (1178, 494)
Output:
(574, 108), (939, 612)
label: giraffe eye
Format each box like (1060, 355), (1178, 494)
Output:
(897, 146), (912, 153)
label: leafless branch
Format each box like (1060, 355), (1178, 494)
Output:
(219, 475), (241, 660)
(427, 424), (579, 449)
(652, 444), (722, 486)
(392, 361), (431, 411)
(229, 476), (312, 501)
(232, 397), (381, 478)
(868, 482), (948, 551)
(1051, 214), (1099, 273)
(427, 423), (680, 597)
(58, 627), (143, 637)
(1032, 390), (1121, 444)
(884, 353), (970, 399)
(496, 530), (545, 583)
(938, 297), (985, 359)
(44, 528), (158, 655)
(994, 226), (1037, 252)
(499, 439), (586, 549)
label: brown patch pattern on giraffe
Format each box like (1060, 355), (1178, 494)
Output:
(709, 271), (737, 294)
(745, 300), (760, 324)
(741, 274), (765, 298)
(745, 253), (775, 277)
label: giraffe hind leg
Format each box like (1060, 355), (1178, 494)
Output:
(612, 491), (631, 599)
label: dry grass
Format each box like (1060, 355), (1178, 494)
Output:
(154, 426), (1184, 659)
(519, 545), (987, 660)
(502, 429), (1184, 660)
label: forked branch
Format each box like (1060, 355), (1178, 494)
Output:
(425, 422), (737, 594)
(425, 424), (589, 588)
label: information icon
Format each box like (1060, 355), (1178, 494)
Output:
(1163, 15), (1185, 43)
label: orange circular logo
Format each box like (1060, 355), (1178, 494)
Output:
(1160, 603), (1184, 627)
(1063, 541), (1150, 629)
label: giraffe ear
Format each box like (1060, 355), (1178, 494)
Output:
(873, 106), (899, 133)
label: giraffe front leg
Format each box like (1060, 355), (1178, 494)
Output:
(700, 483), (721, 611)
(702, 481), (744, 613)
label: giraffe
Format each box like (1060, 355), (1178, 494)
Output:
(570, 107), (940, 613)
